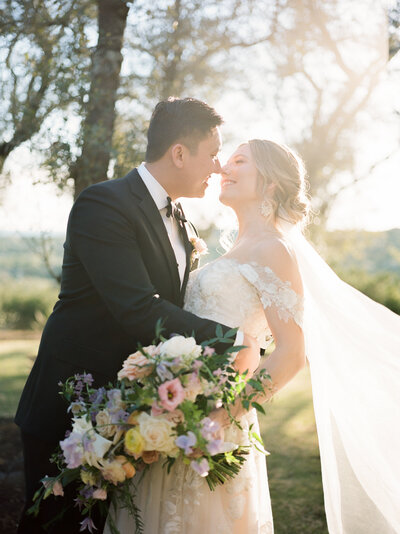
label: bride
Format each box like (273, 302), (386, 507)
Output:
(106, 139), (400, 534)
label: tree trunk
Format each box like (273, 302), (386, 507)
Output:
(72, 0), (129, 199)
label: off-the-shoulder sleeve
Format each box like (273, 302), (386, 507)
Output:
(238, 262), (304, 328)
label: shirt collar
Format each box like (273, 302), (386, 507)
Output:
(137, 162), (169, 211)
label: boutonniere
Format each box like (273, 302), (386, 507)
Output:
(189, 236), (208, 266)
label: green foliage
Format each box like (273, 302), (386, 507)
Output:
(0, 280), (58, 329)
(336, 269), (400, 315)
(310, 228), (400, 315)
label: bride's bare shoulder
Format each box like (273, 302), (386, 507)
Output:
(249, 236), (303, 294)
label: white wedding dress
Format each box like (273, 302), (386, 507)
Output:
(105, 256), (304, 534)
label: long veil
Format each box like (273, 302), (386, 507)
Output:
(283, 223), (400, 534)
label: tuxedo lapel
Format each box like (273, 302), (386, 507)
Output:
(177, 203), (195, 300)
(128, 170), (181, 297)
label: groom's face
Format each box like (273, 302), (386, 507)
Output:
(180, 127), (222, 198)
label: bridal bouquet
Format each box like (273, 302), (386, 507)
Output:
(29, 324), (270, 533)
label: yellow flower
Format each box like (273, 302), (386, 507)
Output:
(80, 469), (97, 486)
(124, 428), (145, 456)
(115, 455), (136, 478)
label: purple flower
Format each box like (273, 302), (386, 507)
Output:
(60, 433), (84, 468)
(156, 362), (174, 381)
(201, 417), (220, 440)
(106, 389), (122, 412)
(213, 368), (223, 377)
(175, 431), (197, 455)
(89, 387), (105, 405)
(82, 373), (94, 385)
(82, 433), (94, 453)
(203, 346), (215, 357)
(80, 517), (97, 532)
(190, 458), (209, 477)
(206, 439), (224, 455)
(110, 408), (129, 429)
(80, 485), (94, 500)
(74, 496), (84, 511)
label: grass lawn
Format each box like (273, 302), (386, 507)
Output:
(259, 367), (328, 533)
(0, 334), (40, 418)
(0, 333), (328, 533)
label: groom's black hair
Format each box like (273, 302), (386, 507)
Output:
(145, 97), (223, 162)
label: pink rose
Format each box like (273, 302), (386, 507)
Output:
(118, 351), (154, 381)
(93, 488), (107, 500)
(52, 480), (64, 497)
(183, 372), (203, 402)
(158, 378), (185, 412)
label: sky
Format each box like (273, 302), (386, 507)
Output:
(0, 0), (399, 236)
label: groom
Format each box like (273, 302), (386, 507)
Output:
(15, 97), (256, 533)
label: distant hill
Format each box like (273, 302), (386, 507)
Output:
(0, 228), (399, 282)
(0, 234), (64, 281)
(314, 228), (400, 274)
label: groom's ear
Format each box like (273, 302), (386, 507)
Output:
(171, 143), (185, 168)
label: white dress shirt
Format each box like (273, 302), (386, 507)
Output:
(137, 162), (187, 285)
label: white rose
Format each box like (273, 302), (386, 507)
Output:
(95, 410), (116, 438)
(160, 336), (202, 360)
(138, 413), (177, 454)
(99, 459), (126, 485)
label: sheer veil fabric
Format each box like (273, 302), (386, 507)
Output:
(282, 223), (400, 534)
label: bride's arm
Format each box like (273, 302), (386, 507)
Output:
(233, 332), (261, 378)
(211, 240), (306, 426)
(212, 316), (305, 427)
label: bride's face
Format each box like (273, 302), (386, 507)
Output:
(219, 143), (260, 208)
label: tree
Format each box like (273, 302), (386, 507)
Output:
(45, 0), (279, 189)
(111, 0), (278, 178)
(252, 0), (392, 223)
(69, 0), (130, 197)
(0, 0), (93, 174)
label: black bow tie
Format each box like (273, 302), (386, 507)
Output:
(166, 196), (187, 224)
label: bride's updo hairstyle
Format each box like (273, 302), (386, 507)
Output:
(248, 139), (310, 226)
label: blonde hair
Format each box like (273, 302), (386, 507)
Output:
(248, 139), (310, 226)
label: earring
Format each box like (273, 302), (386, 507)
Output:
(260, 199), (273, 218)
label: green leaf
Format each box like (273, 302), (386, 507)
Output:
(224, 327), (238, 339)
(251, 401), (265, 415)
(216, 324), (223, 338)
(247, 379), (265, 392)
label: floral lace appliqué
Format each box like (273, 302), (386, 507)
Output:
(237, 262), (304, 328)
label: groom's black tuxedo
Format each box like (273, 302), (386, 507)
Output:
(15, 168), (230, 532)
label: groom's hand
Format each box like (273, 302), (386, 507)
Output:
(234, 333), (260, 378)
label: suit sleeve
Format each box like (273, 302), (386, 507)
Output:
(68, 185), (232, 348)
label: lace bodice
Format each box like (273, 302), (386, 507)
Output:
(184, 258), (303, 349)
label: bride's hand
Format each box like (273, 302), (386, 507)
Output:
(234, 333), (260, 378)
